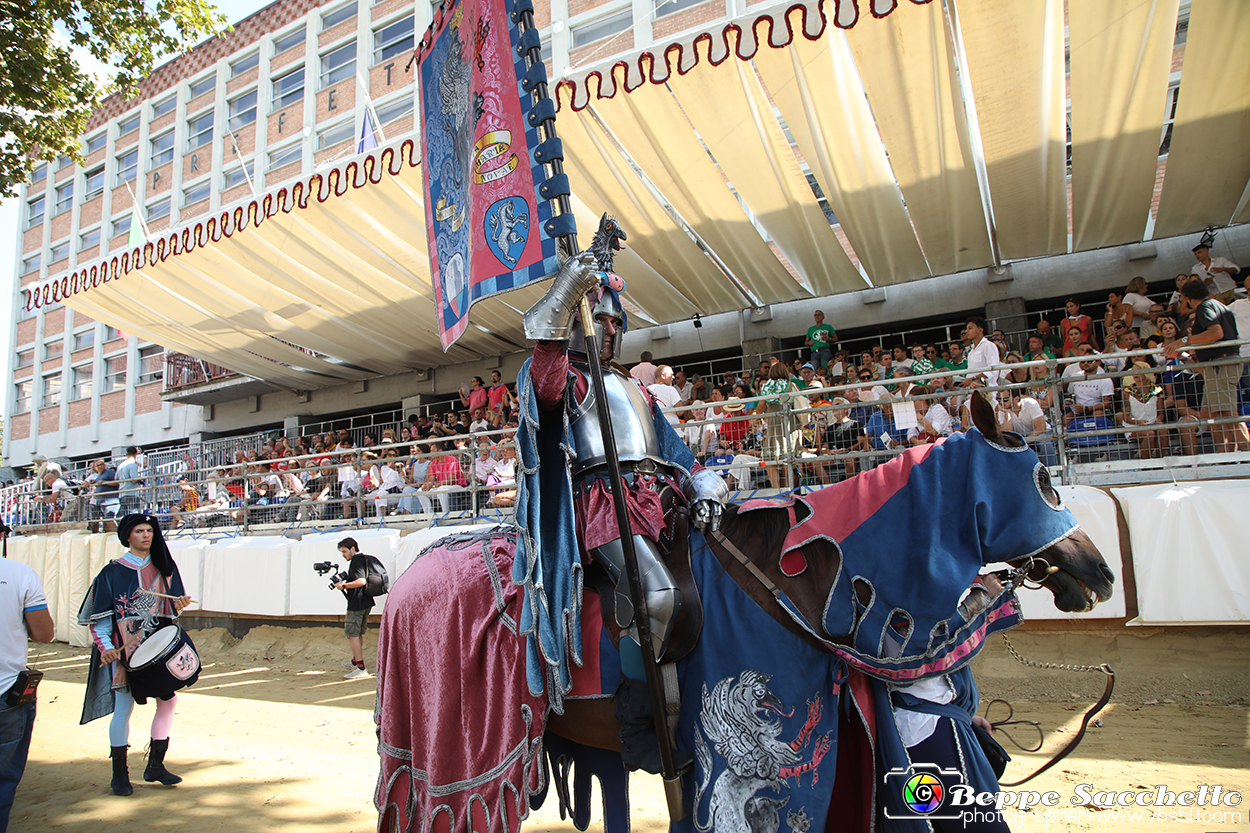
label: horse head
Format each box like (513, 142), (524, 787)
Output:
(966, 392), (1115, 612)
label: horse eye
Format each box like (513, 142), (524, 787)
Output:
(1034, 465), (1062, 509)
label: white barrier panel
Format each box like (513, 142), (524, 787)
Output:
(1112, 480), (1250, 624)
(1013, 486), (1127, 620)
(168, 540), (206, 613)
(59, 532), (93, 646)
(395, 523), (503, 580)
(288, 530), (401, 616)
(202, 537), (291, 616)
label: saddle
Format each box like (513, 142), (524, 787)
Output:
(584, 504), (703, 664)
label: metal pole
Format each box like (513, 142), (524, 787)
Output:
(513, 3), (684, 817)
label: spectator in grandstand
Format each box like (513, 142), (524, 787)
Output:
(487, 369), (512, 416)
(1026, 362), (1057, 412)
(687, 373), (710, 404)
(797, 363), (817, 390)
(648, 366), (683, 425)
(758, 362), (801, 490)
(672, 370), (693, 404)
(1139, 303), (1167, 342)
(486, 441), (518, 508)
(718, 395), (750, 449)
(170, 476), (201, 529)
(1061, 326), (1087, 359)
(1228, 288), (1250, 361)
(1191, 242), (1239, 304)
(805, 309), (838, 368)
(87, 458), (120, 525)
(1000, 353), (1030, 389)
(1033, 318), (1064, 354)
(1104, 289), (1135, 340)
(631, 351), (659, 386)
(1118, 361), (1166, 459)
(1000, 385), (1058, 466)
(396, 444), (431, 514)
(469, 407), (491, 434)
(1024, 333), (1055, 363)
(1161, 351), (1204, 455)
(368, 449), (407, 517)
(946, 340), (967, 371)
(1062, 298), (1098, 353)
(910, 345), (937, 377)
(816, 397), (866, 482)
(1166, 273), (1192, 318)
(38, 471), (78, 522)
(459, 377), (490, 413)
(1122, 276), (1154, 328)
(684, 401), (720, 459)
(116, 447), (144, 517)
(1063, 355), (1114, 426)
(962, 316), (1001, 392)
(418, 440), (469, 513)
(907, 386), (953, 445)
(1162, 279), (1249, 452)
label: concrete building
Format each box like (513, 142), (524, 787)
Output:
(7, 0), (1244, 471)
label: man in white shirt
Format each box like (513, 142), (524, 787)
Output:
(1063, 356), (1114, 426)
(647, 365), (682, 425)
(1190, 243), (1239, 304)
(0, 558), (54, 828)
(672, 370), (693, 404)
(962, 316), (1001, 390)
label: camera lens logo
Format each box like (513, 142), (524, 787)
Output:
(902, 772), (945, 814)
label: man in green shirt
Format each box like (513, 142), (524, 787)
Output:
(805, 310), (838, 368)
(946, 341), (968, 372)
(1024, 333), (1056, 363)
(1033, 319), (1064, 354)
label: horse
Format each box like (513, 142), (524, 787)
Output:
(374, 394), (1114, 833)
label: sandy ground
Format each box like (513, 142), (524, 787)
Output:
(9, 625), (1249, 833)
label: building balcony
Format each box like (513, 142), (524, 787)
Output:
(162, 350), (281, 405)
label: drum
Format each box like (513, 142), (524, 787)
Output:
(126, 625), (201, 703)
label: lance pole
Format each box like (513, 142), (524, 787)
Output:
(513, 0), (685, 817)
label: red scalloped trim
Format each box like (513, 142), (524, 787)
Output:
(26, 140), (422, 313)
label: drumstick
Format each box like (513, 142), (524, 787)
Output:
(138, 588), (195, 603)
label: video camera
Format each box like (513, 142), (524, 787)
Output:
(313, 561), (349, 590)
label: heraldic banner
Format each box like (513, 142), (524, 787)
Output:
(418, 0), (562, 350)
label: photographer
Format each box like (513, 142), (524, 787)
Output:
(334, 538), (374, 680)
(0, 554), (54, 828)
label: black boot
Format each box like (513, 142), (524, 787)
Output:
(144, 738), (183, 785)
(110, 745), (133, 796)
(613, 677), (693, 775)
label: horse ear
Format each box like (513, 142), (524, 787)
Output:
(969, 391), (1000, 441)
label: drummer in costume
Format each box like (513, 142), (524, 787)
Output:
(514, 227), (729, 773)
(77, 514), (192, 796)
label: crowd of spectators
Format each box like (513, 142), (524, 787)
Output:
(9, 244), (1247, 526)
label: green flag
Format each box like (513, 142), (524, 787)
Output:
(126, 205), (146, 248)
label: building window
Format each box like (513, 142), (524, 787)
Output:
(138, 345), (164, 384)
(116, 148), (138, 185)
(231, 52), (259, 77)
(223, 162), (255, 191)
(49, 241), (70, 263)
(30, 164), (47, 185)
(21, 254), (41, 274)
(72, 366), (94, 400)
(44, 341), (63, 361)
(268, 143), (302, 172)
(112, 214), (133, 239)
(318, 119), (354, 149)
(654, 0), (707, 17)
(153, 96), (177, 119)
(322, 1), (357, 30)
(150, 131), (175, 168)
(273, 67), (305, 108)
(189, 74), (215, 98)
(147, 198), (171, 222)
(274, 28), (305, 56)
(374, 95), (412, 128)
(102, 355), (126, 393)
(16, 350), (33, 369)
(183, 180), (211, 206)
(42, 373), (62, 408)
(17, 293), (36, 322)
(117, 112), (141, 136)
(27, 195), (45, 228)
(73, 329), (95, 351)
(1159, 82), (1180, 157)
(57, 154), (73, 170)
(187, 110), (214, 151)
(14, 381), (32, 415)
(54, 181), (73, 215)
(374, 15), (414, 64)
(79, 227), (101, 251)
(84, 166), (105, 200)
(84, 132), (108, 154)
(105, 326), (122, 342)
(320, 41), (356, 88)
(228, 90), (258, 130)
(570, 10), (632, 49)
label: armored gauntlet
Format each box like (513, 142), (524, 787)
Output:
(522, 251), (601, 341)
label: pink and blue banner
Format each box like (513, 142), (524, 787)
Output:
(417, 0), (562, 350)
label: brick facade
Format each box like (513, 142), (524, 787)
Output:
(68, 399), (92, 429)
(80, 195), (104, 227)
(316, 78), (356, 123)
(368, 60), (411, 99)
(22, 226), (42, 254)
(49, 212), (72, 242)
(135, 382), (164, 415)
(10, 414), (30, 442)
(149, 162), (174, 195)
(37, 407), (58, 435)
(653, 1), (725, 41)
(269, 103), (305, 141)
(43, 307), (65, 337)
(100, 391), (127, 423)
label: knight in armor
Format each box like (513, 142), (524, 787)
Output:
(513, 234), (729, 774)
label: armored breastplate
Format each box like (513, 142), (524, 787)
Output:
(568, 368), (663, 479)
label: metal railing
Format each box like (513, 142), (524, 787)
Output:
(164, 351), (240, 390)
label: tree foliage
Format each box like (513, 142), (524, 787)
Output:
(0, 1), (228, 198)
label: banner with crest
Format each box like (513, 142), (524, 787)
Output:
(417, 0), (561, 349)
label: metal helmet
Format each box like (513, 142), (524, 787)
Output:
(568, 283), (626, 361)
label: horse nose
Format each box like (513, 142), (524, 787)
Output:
(1099, 562), (1115, 586)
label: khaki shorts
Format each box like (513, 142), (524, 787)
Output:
(1202, 361), (1243, 414)
(344, 608), (370, 637)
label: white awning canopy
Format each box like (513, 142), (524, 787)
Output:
(30, 0), (1250, 389)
